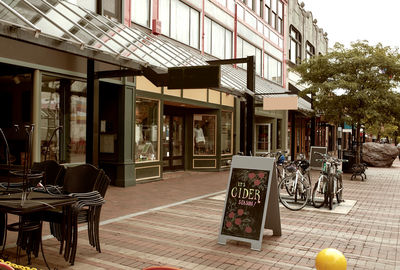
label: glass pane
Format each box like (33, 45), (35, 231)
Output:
(41, 75), (87, 163)
(211, 21), (225, 59)
(103, 0), (121, 21)
(256, 48), (262, 76)
(135, 98), (159, 162)
(162, 115), (170, 158)
(172, 116), (183, 156)
(131, 0), (150, 27)
(171, 0), (190, 45)
(290, 40), (297, 63)
(271, 0), (277, 12)
(227, 0), (235, 13)
(276, 60), (282, 84)
(278, 1), (283, 18)
(268, 56), (278, 83)
(159, 0), (170, 36)
(204, 17), (211, 54)
(237, 4), (244, 20)
(263, 53), (269, 78)
(190, 8), (200, 49)
(193, 114), (216, 156)
(221, 111), (232, 155)
(225, 30), (232, 59)
(256, 124), (270, 152)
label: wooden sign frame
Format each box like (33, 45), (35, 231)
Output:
(218, 155), (281, 251)
(309, 146), (328, 170)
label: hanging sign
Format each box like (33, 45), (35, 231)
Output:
(263, 96), (298, 110)
(218, 155), (281, 251)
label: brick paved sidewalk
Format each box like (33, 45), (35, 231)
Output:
(5, 160), (400, 269)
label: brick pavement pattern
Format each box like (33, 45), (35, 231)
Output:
(3, 161), (400, 269)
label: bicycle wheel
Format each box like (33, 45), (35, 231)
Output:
(279, 175), (310, 211)
(336, 174), (343, 203)
(328, 176), (334, 210)
(312, 175), (327, 208)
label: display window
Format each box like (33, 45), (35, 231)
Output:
(221, 111), (233, 155)
(135, 97), (159, 162)
(193, 114), (216, 156)
(41, 75), (87, 163)
(255, 124), (271, 155)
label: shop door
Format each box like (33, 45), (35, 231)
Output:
(162, 115), (185, 171)
(255, 124), (271, 155)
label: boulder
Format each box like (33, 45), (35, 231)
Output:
(362, 142), (398, 167)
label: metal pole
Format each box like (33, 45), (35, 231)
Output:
(246, 56), (255, 156)
(337, 126), (342, 159)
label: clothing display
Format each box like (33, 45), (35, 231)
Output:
(194, 127), (205, 143)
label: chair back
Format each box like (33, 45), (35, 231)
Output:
(63, 164), (101, 194)
(94, 170), (111, 198)
(32, 160), (65, 186)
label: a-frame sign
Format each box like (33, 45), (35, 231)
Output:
(218, 155), (281, 250)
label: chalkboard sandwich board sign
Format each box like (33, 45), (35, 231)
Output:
(218, 155), (281, 251)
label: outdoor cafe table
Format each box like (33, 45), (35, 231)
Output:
(0, 191), (77, 265)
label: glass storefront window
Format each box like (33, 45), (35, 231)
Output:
(193, 114), (216, 156)
(41, 75), (87, 163)
(221, 111), (233, 155)
(255, 124), (271, 154)
(135, 97), (159, 162)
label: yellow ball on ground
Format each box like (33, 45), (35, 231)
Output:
(315, 248), (347, 270)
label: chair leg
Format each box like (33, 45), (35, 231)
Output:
(1, 213), (8, 258)
(69, 211), (78, 265)
(64, 208), (73, 262)
(94, 208), (101, 253)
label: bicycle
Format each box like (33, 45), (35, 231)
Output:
(312, 153), (346, 210)
(278, 154), (312, 211)
(260, 151), (292, 183)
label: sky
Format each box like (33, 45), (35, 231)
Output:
(301, 0), (400, 49)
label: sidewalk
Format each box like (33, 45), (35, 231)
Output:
(6, 160), (400, 269)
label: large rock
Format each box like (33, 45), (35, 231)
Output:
(362, 142), (398, 167)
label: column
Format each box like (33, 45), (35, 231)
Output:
(32, 70), (41, 162)
(115, 82), (135, 187)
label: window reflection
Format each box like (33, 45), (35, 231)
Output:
(256, 124), (270, 154)
(221, 111), (233, 155)
(41, 76), (87, 163)
(135, 97), (159, 162)
(193, 114), (216, 156)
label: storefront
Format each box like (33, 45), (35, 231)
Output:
(130, 77), (236, 183)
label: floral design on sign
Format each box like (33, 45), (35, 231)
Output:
(221, 168), (270, 240)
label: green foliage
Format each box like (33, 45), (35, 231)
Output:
(293, 41), (400, 162)
(294, 41), (400, 126)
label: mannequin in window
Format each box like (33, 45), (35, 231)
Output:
(194, 123), (205, 154)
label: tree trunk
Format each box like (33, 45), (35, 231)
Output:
(355, 123), (361, 164)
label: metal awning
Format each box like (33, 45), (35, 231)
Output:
(0, 0), (290, 98)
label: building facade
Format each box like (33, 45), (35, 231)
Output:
(286, 0), (331, 159)
(0, 0), (294, 186)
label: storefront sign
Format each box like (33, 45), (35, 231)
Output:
(218, 156), (281, 251)
(263, 96), (298, 110)
(168, 65), (221, 89)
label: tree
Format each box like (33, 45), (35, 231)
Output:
(293, 41), (400, 163)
